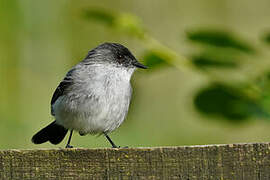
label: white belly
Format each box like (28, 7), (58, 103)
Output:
(52, 66), (133, 135)
(53, 93), (130, 134)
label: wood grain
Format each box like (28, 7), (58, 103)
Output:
(1, 143), (270, 179)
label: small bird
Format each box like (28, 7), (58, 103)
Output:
(32, 42), (147, 148)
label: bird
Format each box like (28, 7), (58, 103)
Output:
(31, 42), (147, 148)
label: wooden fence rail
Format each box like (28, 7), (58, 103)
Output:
(0, 143), (270, 179)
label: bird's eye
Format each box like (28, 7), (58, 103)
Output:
(117, 54), (123, 59)
(117, 54), (124, 63)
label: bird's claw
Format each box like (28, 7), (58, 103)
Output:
(65, 144), (73, 148)
(112, 146), (128, 148)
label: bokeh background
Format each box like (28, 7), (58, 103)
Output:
(1, 0), (270, 149)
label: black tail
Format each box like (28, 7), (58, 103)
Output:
(32, 121), (68, 145)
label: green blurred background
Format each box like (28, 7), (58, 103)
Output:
(1, 0), (270, 149)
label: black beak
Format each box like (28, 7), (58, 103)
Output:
(133, 61), (148, 69)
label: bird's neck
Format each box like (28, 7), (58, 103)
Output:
(101, 64), (135, 83)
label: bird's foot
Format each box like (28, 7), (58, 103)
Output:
(65, 144), (73, 148)
(112, 145), (128, 148)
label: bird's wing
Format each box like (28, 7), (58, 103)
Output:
(50, 69), (74, 116)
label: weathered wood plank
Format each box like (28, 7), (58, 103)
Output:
(0, 143), (270, 179)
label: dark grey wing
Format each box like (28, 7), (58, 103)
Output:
(50, 69), (74, 116)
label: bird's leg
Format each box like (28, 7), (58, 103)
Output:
(104, 133), (120, 148)
(65, 130), (73, 148)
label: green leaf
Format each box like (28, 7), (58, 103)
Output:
(186, 29), (255, 53)
(83, 8), (116, 26)
(141, 51), (170, 69)
(192, 56), (236, 68)
(255, 71), (270, 115)
(191, 50), (238, 68)
(83, 9), (145, 39)
(255, 71), (270, 90)
(114, 13), (145, 39)
(194, 84), (264, 122)
(262, 32), (270, 45)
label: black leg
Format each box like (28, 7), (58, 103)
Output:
(65, 130), (73, 148)
(104, 133), (119, 148)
